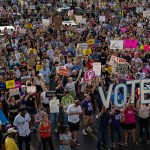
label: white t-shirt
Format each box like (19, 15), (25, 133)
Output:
(13, 113), (31, 137)
(139, 104), (150, 119)
(41, 91), (49, 104)
(67, 104), (82, 123)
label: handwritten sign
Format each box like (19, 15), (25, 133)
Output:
(93, 63), (101, 76)
(124, 40), (137, 49)
(50, 99), (59, 113)
(143, 11), (150, 17)
(6, 80), (15, 89)
(82, 48), (92, 56)
(87, 39), (95, 45)
(42, 19), (50, 26)
(84, 70), (95, 81)
(58, 68), (70, 76)
(108, 55), (126, 66)
(110, 40), (123, 49)
(9, 88), (20, 96)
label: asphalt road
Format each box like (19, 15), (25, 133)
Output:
(30, 117), (150, 150)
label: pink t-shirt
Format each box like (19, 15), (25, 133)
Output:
(124, 107), (135, 124)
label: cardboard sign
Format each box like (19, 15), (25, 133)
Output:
(53, 16), (62, 27)
(93, 63), (101, 76)
(50, 99), (59, 113)
(9, 88), (20, 96)
(87, 39), (95, 45)
(6, 80), (15, 89)
(36, 65), (42, 72)
(99, 16), (105, 22)
(110, 40), (124, 49)
(143, 11), (150, 17)
(27, 86), (36, 93)
(19, 29), (27, 34)
(42, 19), (50, 26)
(124, 40), (137, 48)
(108, 55), (126, 66)
(82, 48), (92, 56)
(84, 70), (95, 81)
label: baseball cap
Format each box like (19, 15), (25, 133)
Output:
(7, 128), (17, 134)
(5, 124), (12, 131)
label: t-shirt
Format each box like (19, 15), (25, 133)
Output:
(41, 91), (49, 104)
(5, 137), (19, 150)
(60, 133), (71, 149)
(110, 110), (121, 126)
(82, 100), (93, 116)
(67, 104), (82, 123)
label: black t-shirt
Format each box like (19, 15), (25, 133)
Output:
(26, 96), (35, 107)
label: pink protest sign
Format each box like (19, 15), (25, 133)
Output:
(15, 81), (21, 88)
(120, 27), (127, 33)
(84, 70), (95, 81)
(144, 45), (150, 52)
(124, 40), (137, 48)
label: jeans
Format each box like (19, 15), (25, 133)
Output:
(139, 117), (149, 139)
(97, 125), (107, 149)
(110, 125), (122, 144)
(63, 112), (68, 125)
(18, 134), (31, 150)
(50, 113), (59, 129)
(41, 136), (54, 150)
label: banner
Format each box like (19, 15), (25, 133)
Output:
(99, 16), (105, 22)
(6, 80), (15, 89)
(84, 70), (95, 81)
(93, 63), (101, 76)
(87, 39), (95, 45)
(124, 39), (137, 48)
(110, 40), (123, 49)
(143, 11), (150, 17)
(50, 99), (59, 113)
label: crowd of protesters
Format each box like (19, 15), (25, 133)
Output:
(0, 0), (150, 150)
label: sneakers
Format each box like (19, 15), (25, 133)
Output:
(137, 138), (142, 143)
(96, 115), (99, 119)
(82, 129), (87, 135)
(86, 126), (93, 132)
(101, 145), (110, 150)
(74, 140), (80, 146)
(112, 143), (115, 149)
(55, 129), (58, 133)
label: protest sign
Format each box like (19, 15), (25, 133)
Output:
(93, 63), (101, 76)
(75, 16), (82, 23)
(87, 39), (95, 45)
(50, 99), (59, 113)
(15, 81), (21, 88)
(25, 23), (32, 29)
(84, 70), (95, 81)
(27, 86), (36, 93)
(144, 45), (150, 51)
(143, 11), (150, 17)
(99, 16), (105, 22)
(136, 7), (143, 13)
(58, 68), (70, 76)
(6, 80), (15, 89)
(110, 40), (123, 49)
(19, 29), (27, 34)
(124, 39), (137, 48)
(82, 48), (92, 56)
(9, 88), (20, 96)
(112, 63), (128, 74)
(80, 19), (86, 24)
(42, 19), (50, 26)
(120, 27), (127, 33)
(98, 79), (150, 108)
(108, 55), (126, 66)
(77, 43), (88, 50)
(21, 75), (32, 84)
(36, 65), (42, 72)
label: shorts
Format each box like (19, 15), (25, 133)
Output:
(68, 121), (80, 132)
(83, 115), (93, 126)
(121, 123), (136, 130)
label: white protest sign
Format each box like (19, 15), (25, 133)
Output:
(9, 88), (20, 96)
(42, 19), (50, 26)
(80, 19), (86, 24)
(27, 86), (36, 93)
(99, 16), (105, 22)
(56, 66), (66, 72)
(50, 99), (59, 113)
(110, 40), (124, 49)
(19, 29), (27, 34)
(77, 43), (88, 50)
(98, 79), (150, 108)
(136, 7), (143, 13)
(143, 11), (150, 17)
(75, 16), (82, 24)
(108, 55), (126, 66)
(93, 63), (101, 76)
